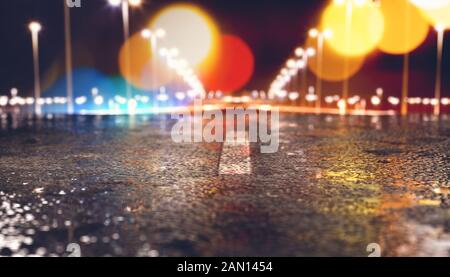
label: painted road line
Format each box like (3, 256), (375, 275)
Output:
(219, 132), (251, 175)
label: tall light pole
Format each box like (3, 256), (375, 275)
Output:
(141, 28), (166, 104)
(29, 21), (42, 116)
(401, 2), (412, 116)
(108, 0), (143, 110)
(333, 0), (368, 115)
(64, 1), (74, 115)
(342, 1), (352, 115)
(434, 24), (446, 116)
(309, 28), (332, 111)
(286, 59), (297, 96)
(295, 47), (316, 107)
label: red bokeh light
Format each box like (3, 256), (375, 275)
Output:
(199, 34), (254, 93)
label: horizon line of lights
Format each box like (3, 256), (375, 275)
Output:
(2, 87), (450, 116)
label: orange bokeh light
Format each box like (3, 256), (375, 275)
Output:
(378, 0), (429, 55)
(118, 33), (173, 90)
(306, 36), (365, 82)
(199, 35), (254, 92)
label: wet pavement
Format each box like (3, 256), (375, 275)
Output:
(0, 113), (450, 257)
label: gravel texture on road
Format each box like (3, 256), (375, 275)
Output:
(0, 114), (449, 257)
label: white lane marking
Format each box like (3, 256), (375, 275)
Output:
(219, 132), (251, 175)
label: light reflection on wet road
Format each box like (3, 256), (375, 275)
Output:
(0, 114), (449, 257)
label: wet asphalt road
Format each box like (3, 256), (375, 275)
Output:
(0, 113), (450, 257)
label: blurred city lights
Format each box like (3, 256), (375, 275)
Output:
(108, 0), (142, 7)
(94, 95), (104, 106)
(75, 96), (87, 105)
(371, 95), (381, 106)
(108, 0), (122, 6)
(387, 97), (400, 106)
(0, 1), (447, 118)
(141, 28), (166, 39)
(288, 92), (300, 101)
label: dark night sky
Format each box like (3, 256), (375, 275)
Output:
(0, 0), (449, 98)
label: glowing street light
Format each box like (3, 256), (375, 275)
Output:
(94, 95), (104, 106)
(286, 59), (297, 69)
(434, 23), (446, 116)
(108, 0), (143, 110)
(371, 95), (381, 106)
(10, 88), (18, 98)
(141, 28), (166, 42)
(108, 0), (142, 8)
(309, 28), (332, 110)
(29, 21), (42, 116)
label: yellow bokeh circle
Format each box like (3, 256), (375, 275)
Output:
(321, 1), (385, 57)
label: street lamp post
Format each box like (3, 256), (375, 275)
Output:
(434, 24), (446, 116)
(141, 28), (166, 57)
(401, 53), (410, 116)
(342, 1), (352, 115)
(141, 28), (166, 104)
(309, 28), (332, 111)
(108, 0), (143, 111)
(286, 59), (297, 98)
(333, 0), (368, 115)
(295, 47), (316, 107)
(64, 1), (74, 115)
(401, 2), (412, 116)
(29, 21), (42, 116)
